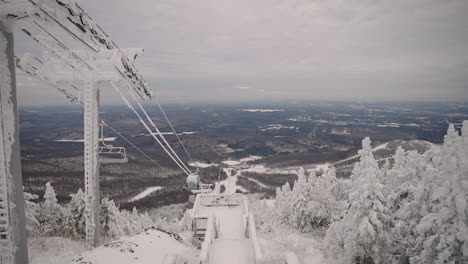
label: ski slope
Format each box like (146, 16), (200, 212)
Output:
(129, 186), (164, 202)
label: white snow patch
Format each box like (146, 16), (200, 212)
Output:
(373, 142), (389, 151)
(259, 229), (329, 264)
(377, 123), (420, 128)
(222, 160), (241, 166)
(262, 199), (275, 208)
(220, 168), (247, 194)
(261, 124), (296, 130)
(329, 128), (350, 135)
(239, 155), (262, 163)
(189, 162), (219, 168)
(222, 156), (262, 166)
(312, 163), (330, 173)
(29, 237), (86, 264)
(129, 187), (164, 202)
(244, 177), (268, 188)
(149, 131), (198, 136)
(55, 137), (117, 142)
(241, 109), (285, 112)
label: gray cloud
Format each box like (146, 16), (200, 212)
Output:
(15, 0), (468, 105)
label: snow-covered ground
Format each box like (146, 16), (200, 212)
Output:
(259, 230), (329, 264)
(220, 168), (248, 194)
(222, 159), (241, 166)
(129, 186), (164, 202)
(222, 156), (262, 166)
(72, 229), (198, 264)
(189, 161), (219, 168)
(149, 131), (198, 136)
(261, 124), (296, 131)
(29, 237), (86, 264)
(377, 123), (420, 127)
(240, 109), (285, 112)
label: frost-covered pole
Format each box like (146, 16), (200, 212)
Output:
(0, 21), (29, 264)
(83, 79), (101, 247)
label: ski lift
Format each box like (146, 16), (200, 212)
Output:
(187, 173), (213, 194)
(99, 123), (128, 164)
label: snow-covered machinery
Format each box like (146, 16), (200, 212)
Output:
(99, 123), (128, 163)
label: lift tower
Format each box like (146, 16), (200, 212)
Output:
(0, 16), (29, 264)
(1, 0), (153, 258)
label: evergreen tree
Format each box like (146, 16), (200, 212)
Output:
(37, 182), (64, 235)
(100, 198), (124, 238)
(23, 191), (39, 235)
(65, 188), (86, 238)
(326, 137), (392, 264)
(409, 123), (468, 264)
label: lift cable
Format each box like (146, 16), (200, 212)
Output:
(19, 6), (197, 178)
(100, 121), (162, 169)
(126, 88), (195, 175)
(101, 121), (190, 190)
(154, 99), (199, 173)
(112, 82), (191, 176)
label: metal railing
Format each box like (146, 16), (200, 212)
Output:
(199, 213), (218, 264)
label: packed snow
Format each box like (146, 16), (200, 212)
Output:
(72, 229), (198, 264)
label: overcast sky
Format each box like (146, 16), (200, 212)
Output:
(16, 0), (468, 105)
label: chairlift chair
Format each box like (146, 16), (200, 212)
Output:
(99, 123), (128, 164)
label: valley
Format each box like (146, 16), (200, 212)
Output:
(19, 101), (468, 209)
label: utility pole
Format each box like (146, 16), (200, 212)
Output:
(0, 20), (29, 264)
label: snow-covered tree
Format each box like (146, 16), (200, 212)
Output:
(37, 182), (65, 235)
(408, 123), (468, 264)
(23, 190), (39, 235)
(275, 181), (292, 225)
(326, 137), (392, 264)
(275, 167), (339, 231)
(100, 198), (124, 238)
(65, 188), (86, 238)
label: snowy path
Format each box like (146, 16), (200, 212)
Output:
(195, 195), (254, 264)
(211, 239), (254, 264)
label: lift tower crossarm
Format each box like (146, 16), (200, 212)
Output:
(2, 0), (153, 100)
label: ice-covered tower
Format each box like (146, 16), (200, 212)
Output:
(0, 12), (29, 264)
(0, 0), (153, 254)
